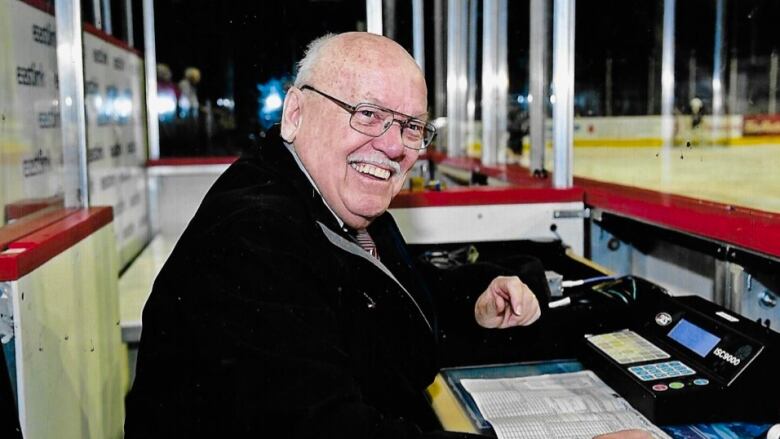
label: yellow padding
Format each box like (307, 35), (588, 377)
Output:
(728, 135), (780, 145)
(426, 374), (477, 433)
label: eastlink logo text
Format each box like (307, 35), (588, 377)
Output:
(38, 110), (60, 128)
(17, 64), (45, 87)
(32, 23), (56, 46)
(93, 49), (108, 64)
(113, 57), (125, 71)
(22, 149), (51, 177)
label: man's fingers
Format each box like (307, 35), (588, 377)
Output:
(493, 293), (506, 315)
(475, 276), (543, 329)
(475, 289), (504, 329)
(521, 291), (541, 324)
(488, 276), (540, 328)
(530, 305), (542, 322)
(504, 277), (540, 325)
(507, 278), (527, 316)
(515, 303), (541, 326)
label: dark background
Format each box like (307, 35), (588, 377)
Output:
(117, 0), (779, 155)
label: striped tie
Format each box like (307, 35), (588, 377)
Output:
(355, 228), (379, 259)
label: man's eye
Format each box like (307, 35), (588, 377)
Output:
(406, 122), (424, 133)
(359, 109), (377, 119)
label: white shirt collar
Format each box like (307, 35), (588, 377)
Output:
(283, 141), (345, 229)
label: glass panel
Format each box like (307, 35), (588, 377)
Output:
(505, 0), (551, 170)
(0, 0), (66, 225)
(507, 0), (531, 160)
(82, 0), (151, 266)
(387, 0), (443, 152)
(131, 0), (142, 49)
(573, 0), (780, 214)
(110, 0), (125, 41)
(81, 0), (96, 26)
(153, 1), (366, 157)
(384, 0), (413, 54)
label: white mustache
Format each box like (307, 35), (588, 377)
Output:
(347, 153), (401, 175)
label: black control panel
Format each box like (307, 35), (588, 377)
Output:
(581, 277), (780, 424)
(645, 302), (763, 386)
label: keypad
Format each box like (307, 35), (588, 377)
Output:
(628, 360), (696, 382)
(587, 330), (670, 365)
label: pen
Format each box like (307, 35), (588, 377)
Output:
(548, 297), (572, 309)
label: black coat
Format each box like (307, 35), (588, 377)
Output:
(125, 128), (483, 438)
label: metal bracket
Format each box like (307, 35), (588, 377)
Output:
(0, 283), (13, 344)
(553, 208), (590, 219)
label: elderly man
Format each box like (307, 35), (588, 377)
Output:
(125, 32), (647, 439)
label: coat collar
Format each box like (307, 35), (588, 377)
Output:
(316, 221), (432, 332)
(257, 127), (434, 334)
(257, 125), (347, 238)
(257, 127), (393, 243)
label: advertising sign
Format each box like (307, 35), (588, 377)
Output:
(743, 115), (780, 136)
(0, 1), (63, 221)
(0, 2), (148, 263)
(83, 30), (149, 265)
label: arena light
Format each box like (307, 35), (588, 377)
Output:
(156, 94), (176, 117)
(263, 92), (282, 112)
(257, 77), (288, 130)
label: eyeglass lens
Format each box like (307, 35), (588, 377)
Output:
(350, 105), (434, 150)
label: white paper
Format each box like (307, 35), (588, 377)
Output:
(460, 370), (671, 439)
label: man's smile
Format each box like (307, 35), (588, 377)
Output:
(350, 162), (392, 180)
(347, 154), (401, 182)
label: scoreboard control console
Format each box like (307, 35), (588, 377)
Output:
(581, 277), (780, 424)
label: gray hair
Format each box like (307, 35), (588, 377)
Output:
(293, 33), (337, 88)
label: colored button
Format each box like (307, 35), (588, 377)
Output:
(652, 384), (668, 392)
(693, 378), (709, 386)
(669, 382), (685, 389)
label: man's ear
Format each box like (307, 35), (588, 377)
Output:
(280, 87), (303, 142)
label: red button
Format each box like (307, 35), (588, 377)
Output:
(652, 384), (668, 392)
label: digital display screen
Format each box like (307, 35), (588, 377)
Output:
(667, 319), (721, 358)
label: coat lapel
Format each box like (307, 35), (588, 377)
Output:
(260, 127), (434, 334)
(316, 221), (433, 333)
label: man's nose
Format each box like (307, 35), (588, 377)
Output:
(372, 121), (406, 159)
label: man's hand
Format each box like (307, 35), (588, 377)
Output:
(474, 276), (541, 329)
(593, 429), (654, 439)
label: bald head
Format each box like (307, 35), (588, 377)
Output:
(294, 32), (424, 93)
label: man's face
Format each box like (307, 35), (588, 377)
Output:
(292, 45), (428, 229)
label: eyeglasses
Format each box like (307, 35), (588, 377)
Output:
(300, 85), (436, 150)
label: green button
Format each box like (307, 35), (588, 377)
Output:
(669, 382), (685, 389)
